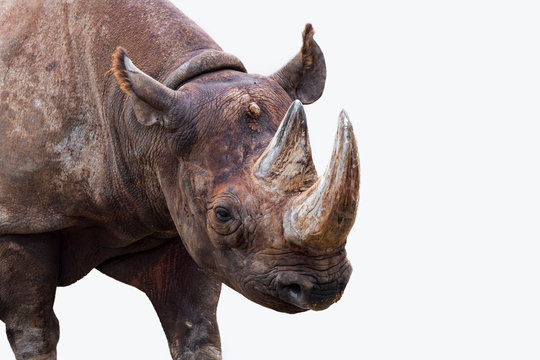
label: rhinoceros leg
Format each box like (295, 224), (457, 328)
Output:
(97, 237), (222, 360)
(0, 234), (61, 360)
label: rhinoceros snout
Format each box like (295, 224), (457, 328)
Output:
(275, 265), (352, 311)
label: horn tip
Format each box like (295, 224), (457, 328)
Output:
(337, 109), (355, 135)
(289, 100), (307, 126)
(338, 109), (351, 124)
(292, 99), (303, 109)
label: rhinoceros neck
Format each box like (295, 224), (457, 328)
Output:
(99, 0), (222, 236)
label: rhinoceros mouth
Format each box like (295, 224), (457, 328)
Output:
(239, 254), (352, 314)
(276, 280), (345, 311)
(273, 264), (352, 312)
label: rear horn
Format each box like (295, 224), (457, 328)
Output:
(252, 100), (317, 193)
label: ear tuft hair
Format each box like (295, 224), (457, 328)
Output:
(301, 24), (315, 71)
(112, 47), (132, 93)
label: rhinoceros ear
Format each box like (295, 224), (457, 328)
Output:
(112, 47), (179, 126)
(270, 24), (326, 105)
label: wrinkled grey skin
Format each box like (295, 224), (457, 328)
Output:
(0, 1), (358, 359)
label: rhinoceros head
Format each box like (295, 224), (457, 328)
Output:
(113, 25), (359, 313)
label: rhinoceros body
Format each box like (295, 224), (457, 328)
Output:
(0, 0), (359, 359)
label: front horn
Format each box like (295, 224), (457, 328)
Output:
(284, 110), (360, 253)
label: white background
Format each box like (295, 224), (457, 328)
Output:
(2, 0), (540, 359)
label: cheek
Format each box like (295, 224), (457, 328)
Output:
(175, 202), (219, 273)
(167, 175), (219, 270)
(207, 224), (244, 249)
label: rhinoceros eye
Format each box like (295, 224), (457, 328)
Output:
(215, 206), (233, 222)
(208, 197), (242, 239)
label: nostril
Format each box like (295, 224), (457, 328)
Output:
(277, 281), (309, 308)
(284, 283), (302, 301)
(275, 274), (315, 310)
